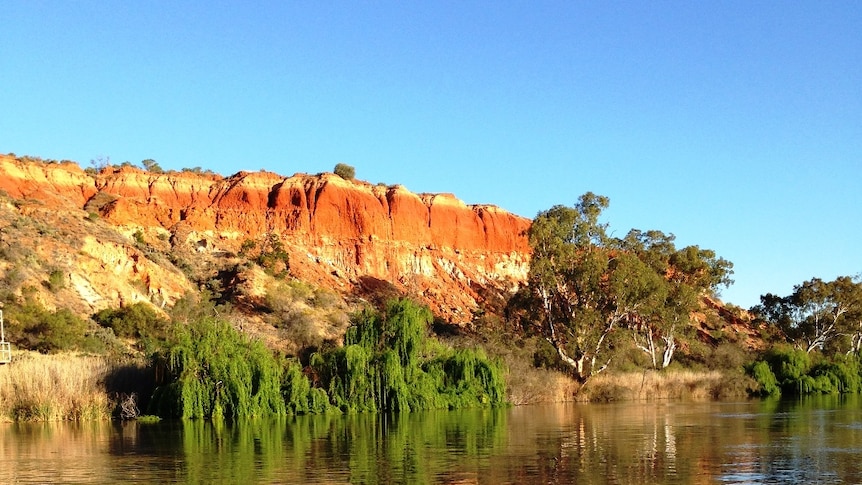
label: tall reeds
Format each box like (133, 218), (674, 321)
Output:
(0, 352), (112, 421)
(576, 369), (755, 402)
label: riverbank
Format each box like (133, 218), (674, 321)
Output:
(0, 352), (759, 421)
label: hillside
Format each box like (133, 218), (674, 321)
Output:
(0, 154), (531, 325)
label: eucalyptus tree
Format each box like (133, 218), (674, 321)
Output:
(620, 230), (733, 368)
(525, 193), (670, 382)
(754, 276), (862, 353)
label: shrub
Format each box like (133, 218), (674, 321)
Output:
(47, 269), (65, 292)
(93, 302), (169, 341)
(244, 233), (289, 277)
(333, 163), (355, 181)
(810, 356), (861, 394)
(749, 360), (780, 396)
(766, 347), (811, 387)
(282, 360), (332, 414)
(4, 300), (105, 353)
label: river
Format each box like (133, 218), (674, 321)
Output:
(1, 396), (861, 484)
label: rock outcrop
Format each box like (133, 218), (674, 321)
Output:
(0, 155), (531, 322)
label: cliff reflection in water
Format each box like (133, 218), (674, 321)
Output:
(2, 398), (862, 484)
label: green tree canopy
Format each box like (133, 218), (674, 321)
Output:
(754, 276), (862, 353)
(521, 193), (735, 381)
(333, 163), (355, 180)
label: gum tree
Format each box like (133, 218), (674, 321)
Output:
(621, 230), (733, 368)
(524, 193), (666, 382)
(754, 276), (862, 353)
(522, 193), (735, 381)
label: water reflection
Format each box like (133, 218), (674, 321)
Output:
(0, 397), (861, 483)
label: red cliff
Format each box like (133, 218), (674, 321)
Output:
(0, 155), (530, 322)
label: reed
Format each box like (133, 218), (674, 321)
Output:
(0, 352), (112, 421)
(576, 369), (756, 402)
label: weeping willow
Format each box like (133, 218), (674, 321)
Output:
(150, 299), (505, 419)
(315, 299), (507, 412)
(149, 317), (286, 419)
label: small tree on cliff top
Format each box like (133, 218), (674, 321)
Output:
(334, 163), (355, 180)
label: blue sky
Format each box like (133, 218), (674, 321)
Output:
(1, 2), (860, 308)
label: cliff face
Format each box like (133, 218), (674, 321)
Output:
(0, 155), (530, 322)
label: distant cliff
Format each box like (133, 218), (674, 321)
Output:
(0, 155), (530, 322)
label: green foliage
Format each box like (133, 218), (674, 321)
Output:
(749, 361), (780, 396)
(241, 233), (289, 277)
(262, 279), (349, 352)
(747, 349), (862, 396)
(141, 159), (164, 173)
(753, 275), (862, 353)
(333, 163), (355, 180)
(4, 299), (106, 353)
(47, 269), (65, 292)
(810, 356), (862, 394)
(519, 193), (734, 381)
(149, 317), (286, 420)
(282, 360), (332, 414)
(766, 347), (811, 385)
(314, 299), (506, 413)
(93, 302), (169, 341)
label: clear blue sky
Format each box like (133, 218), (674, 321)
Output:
(2, 1), (860, 308)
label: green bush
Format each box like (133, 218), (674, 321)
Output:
(282, 360), (332, 414)
(4, 299), (105, 353)
(47, 269), (65, 292)
(314, 299), (506, 413)
(765, 347), (810, 387)
(333, 163), (355, 180)
(810, 356), (861, 394)
(93, 302), (169, 341)
(748, 350), (862, 396)
(749, 360), (780, 396)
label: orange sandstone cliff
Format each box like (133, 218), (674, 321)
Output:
(0, 155), (531, 322)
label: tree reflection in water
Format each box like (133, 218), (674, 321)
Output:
(1, 397), (862, 483)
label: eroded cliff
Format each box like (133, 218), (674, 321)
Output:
(0, 155), (530, 322)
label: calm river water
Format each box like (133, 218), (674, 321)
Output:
(1, 396), (861, 484)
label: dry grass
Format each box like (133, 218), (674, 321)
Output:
(576, 369), (756, 402)
(506, 360), (579, 405)
(0, 351), (113, 421)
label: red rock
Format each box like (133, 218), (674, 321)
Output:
(0, 155), (531, 322)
